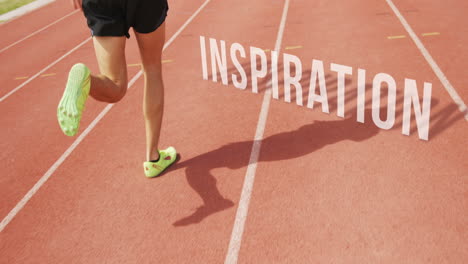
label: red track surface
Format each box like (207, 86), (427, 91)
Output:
(0, 0), (466, 263)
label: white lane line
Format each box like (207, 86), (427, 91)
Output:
(0, 0), (212, 233)
(224, 1), (290, 263)
(0, 9), (79, 54)
(0, 37), (92, 103)
(385, 0), (468, 120)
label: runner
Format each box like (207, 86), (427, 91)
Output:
(57, 0), (177, 178)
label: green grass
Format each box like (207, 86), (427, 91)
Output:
(0, 0), (36, 16)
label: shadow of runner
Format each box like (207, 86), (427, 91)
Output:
(171, 109), (380, 226)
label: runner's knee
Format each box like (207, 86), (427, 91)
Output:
(107, 77), (127, 103)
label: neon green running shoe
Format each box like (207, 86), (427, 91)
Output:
(143, 147), (177, 178)
(57, 63), (91, 136)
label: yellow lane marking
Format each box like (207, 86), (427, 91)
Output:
(387, 35), (406, 39)
(422, 32), (440, 37)
(16, 73), (56, 80)
(285, 45), (303, 50)
(263, 49), (271, 52)
(128, 60), (173, 67)
(41, 73), (56, 77)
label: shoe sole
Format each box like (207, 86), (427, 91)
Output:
(57, 63), (90, 136)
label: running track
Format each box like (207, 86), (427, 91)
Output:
(0, 0), (467, 263)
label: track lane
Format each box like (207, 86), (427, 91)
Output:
(0, 2), (90, 101)
(0, 0), (73, 48)
(0, 16), (90, 101)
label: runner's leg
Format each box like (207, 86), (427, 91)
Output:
(134, 22), (166, 161)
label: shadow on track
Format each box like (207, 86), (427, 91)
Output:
(170, 108), (379, 226)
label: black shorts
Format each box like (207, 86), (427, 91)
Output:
(82, 0), (168, 38)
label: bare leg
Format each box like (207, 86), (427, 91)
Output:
(134, 23), (166, 162)
(90, 36), (128, 103)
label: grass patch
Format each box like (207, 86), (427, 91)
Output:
(0, 0), (36, 15)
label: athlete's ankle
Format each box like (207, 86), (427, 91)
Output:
(148, 151), (160, 162)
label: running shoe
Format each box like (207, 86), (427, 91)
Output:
(57, 63), (91, 136)
(143, 146), (177, 178)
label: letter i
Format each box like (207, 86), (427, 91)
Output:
(357, 69), (366, 123)
(200, 36), (208, 80)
